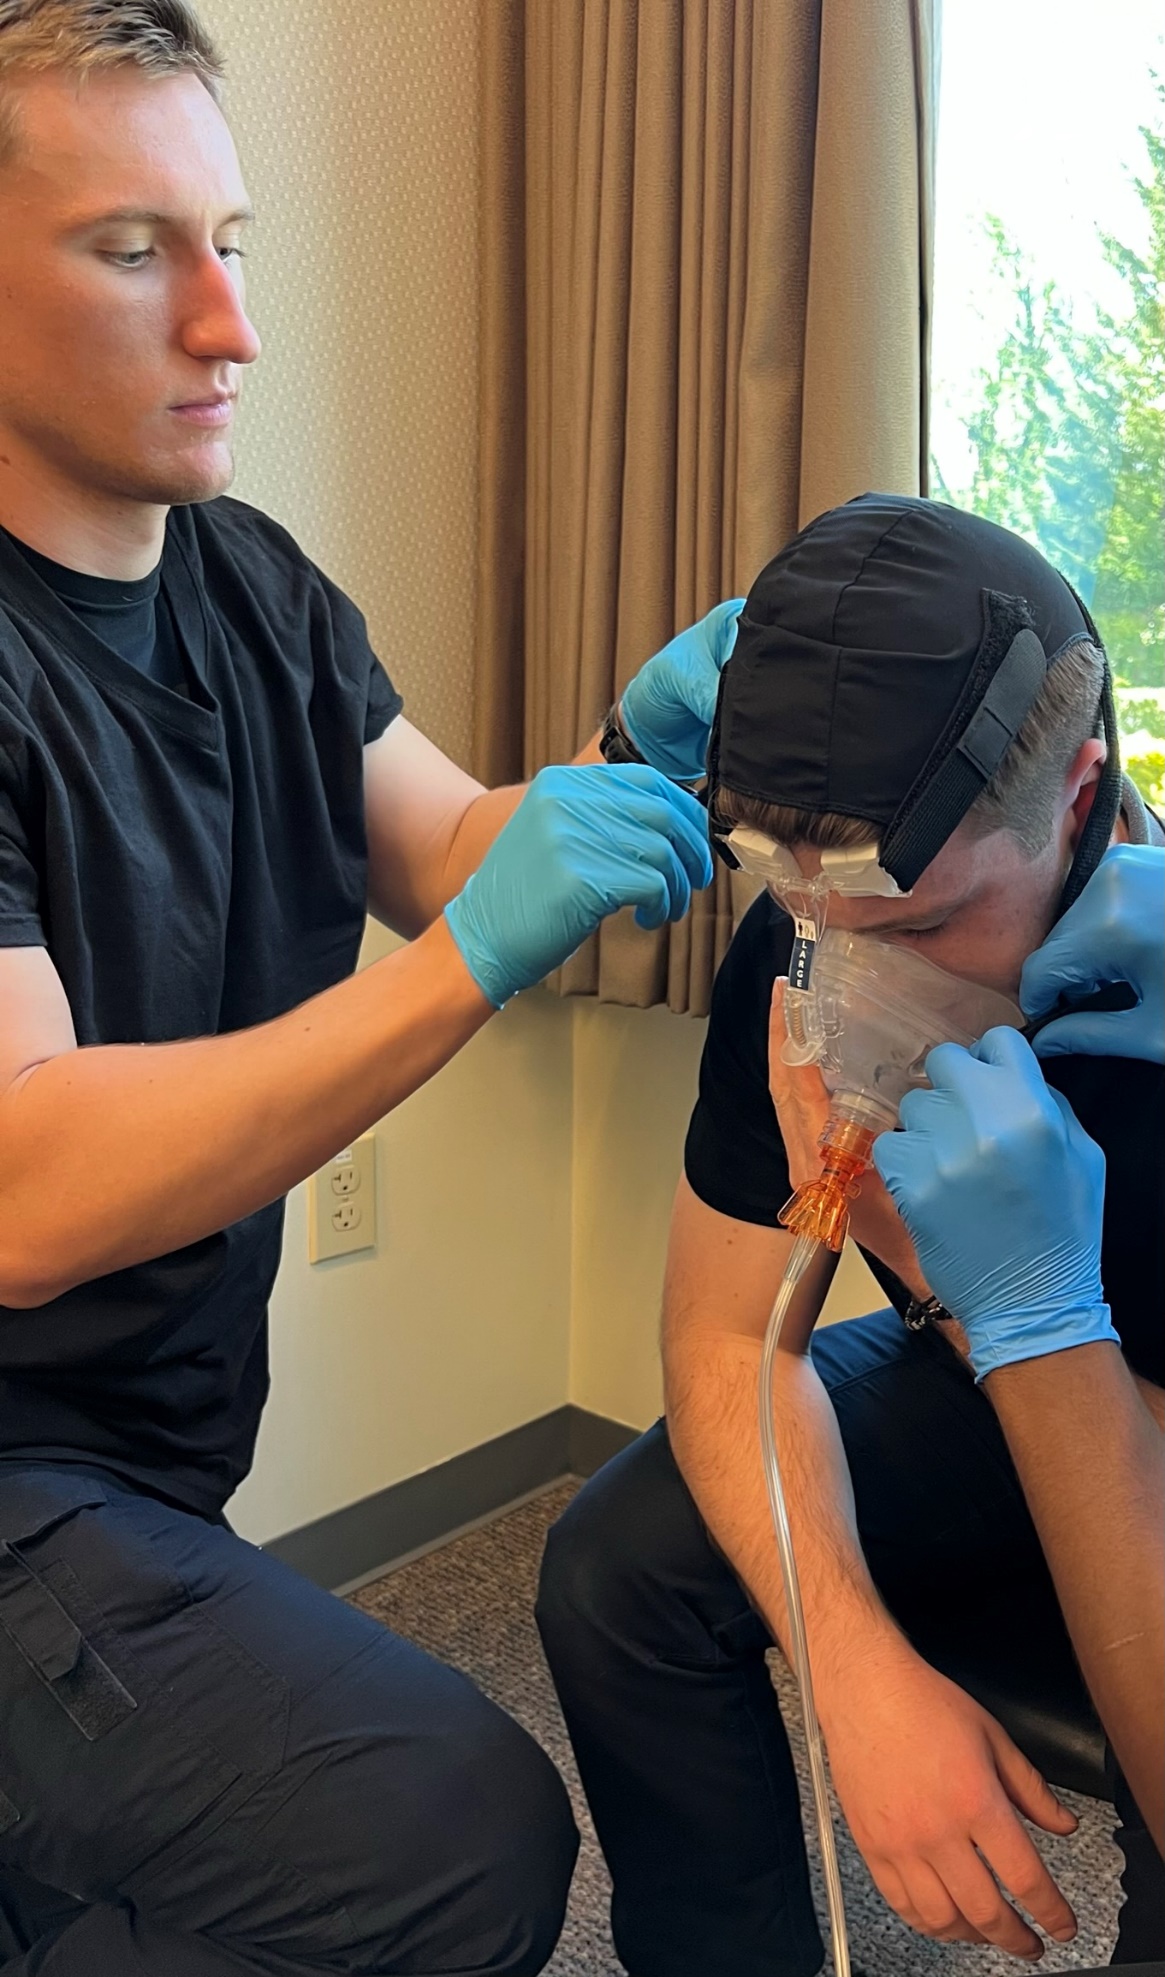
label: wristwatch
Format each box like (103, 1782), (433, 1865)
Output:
(903, 1293), (954, 1332)
(599, 701), (648, 768)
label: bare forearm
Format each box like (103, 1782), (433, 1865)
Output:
(664, 1327), (900, 1699)
(0, 918), (492, 1305)
(987, 1343), (1165, 1853)
(424, 723), (608, 922)
(436, 730), (605, 908)
(437, 784), (525, 907)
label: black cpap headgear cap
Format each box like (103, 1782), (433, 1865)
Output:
(706, 492), (1120, 915)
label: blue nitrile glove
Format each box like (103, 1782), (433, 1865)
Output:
(619, 598), (745, 782)
(1021, 844), (1164, 1064)
(444, 764), (714, 1007)
(872, 1027), (1119, 1383)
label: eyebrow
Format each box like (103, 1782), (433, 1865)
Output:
(68, 203), (256, 231)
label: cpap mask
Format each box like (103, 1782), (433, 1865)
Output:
(722, 820), (908, 1001)
(723, 823), (1023, 1246)
(780, 924), (1023, 1131)
(722, 824), (908, 902)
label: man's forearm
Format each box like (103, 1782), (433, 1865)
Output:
(987, 1343), (1165, 1854)
(438, 785), (525, 908)
(664, 1327), (902, 1703)
(435, 729), (605, 910)
(0, 919), (492, 1307)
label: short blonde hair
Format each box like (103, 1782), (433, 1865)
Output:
(0, 0), (223, 161)
(714, 639), (1107, 861)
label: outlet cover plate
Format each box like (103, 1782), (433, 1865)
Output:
(308, 1133), (377, 1263)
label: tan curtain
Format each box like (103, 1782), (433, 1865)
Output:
(475, 0), (938, 1013)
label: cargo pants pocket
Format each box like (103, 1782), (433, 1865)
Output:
(0, 1473), (249, 1900)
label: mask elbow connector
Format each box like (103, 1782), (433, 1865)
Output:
(778, 1113), (878, 1252)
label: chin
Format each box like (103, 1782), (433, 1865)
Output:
(114, 443), (237, 509)
(161, 452), (237, 506)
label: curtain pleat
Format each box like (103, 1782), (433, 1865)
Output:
(473, 0), (527, 787)
(476, 0), (937, 1014)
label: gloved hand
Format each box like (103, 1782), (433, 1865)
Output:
(619, 598), (744, 781)
(873, 1026), (1119, 1383)
(1021, 844), (1164, 1063)
(445, 764), (713, 1007)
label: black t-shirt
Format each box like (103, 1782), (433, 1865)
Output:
(684, 891), (1164, 1387)
(0, 498), (402, 1515)
(1, 529), (189, 696)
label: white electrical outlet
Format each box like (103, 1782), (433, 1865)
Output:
(308, 1133), (377, 1262)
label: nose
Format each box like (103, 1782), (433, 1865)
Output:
(181, 249), (262, 367)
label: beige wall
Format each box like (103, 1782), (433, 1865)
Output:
(198, 0), (481, 766)
(231, 938), (576, 1544)
(202, 0), (881, 1547)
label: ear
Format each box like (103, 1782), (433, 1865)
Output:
(1059, 738), (1108, 856)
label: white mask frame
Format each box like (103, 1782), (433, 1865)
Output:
(723, 825), (911, 900)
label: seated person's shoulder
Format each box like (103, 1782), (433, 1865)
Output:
(684, 890), (795, 1228)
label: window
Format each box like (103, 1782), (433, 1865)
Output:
(930, 2), (1164, 807)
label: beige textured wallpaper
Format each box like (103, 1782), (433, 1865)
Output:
(197, 0), (481, 766)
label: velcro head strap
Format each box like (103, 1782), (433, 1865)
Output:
(878, 592), (1050, 891)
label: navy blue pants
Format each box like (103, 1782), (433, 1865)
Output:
(0, 1466), (577, 1974)
(537, 1309), (1164, 1977)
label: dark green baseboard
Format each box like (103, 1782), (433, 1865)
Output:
(264, 1405), (643, 1593)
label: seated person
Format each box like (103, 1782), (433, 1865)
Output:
(536, 493), (1165, 1975)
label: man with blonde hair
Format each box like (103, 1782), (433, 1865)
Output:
(0, 2), (743, 1969)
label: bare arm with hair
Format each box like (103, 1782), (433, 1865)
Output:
(985, 1347), (1165, 1855)
(662, 1170), (1079, 1960)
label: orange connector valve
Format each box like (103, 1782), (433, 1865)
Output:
(778, 1115), (877, 1253)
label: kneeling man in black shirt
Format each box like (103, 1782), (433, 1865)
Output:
(0, 4), (737, 1972)
(538, 494), (1165, 1974)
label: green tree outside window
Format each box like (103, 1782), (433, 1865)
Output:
(932, 86), (1164, 806)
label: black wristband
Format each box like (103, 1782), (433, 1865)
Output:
(599, 701), (649, 768)
(903, 1293), (954, 1332)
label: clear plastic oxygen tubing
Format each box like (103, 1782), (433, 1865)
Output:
(758, 1228), (852, 1977)
(755, 918), (1022, 1971)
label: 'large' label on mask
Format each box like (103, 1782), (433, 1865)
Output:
(789, 914), (816, 993)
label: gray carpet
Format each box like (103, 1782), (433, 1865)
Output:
(349, 1481), (1122, 1976)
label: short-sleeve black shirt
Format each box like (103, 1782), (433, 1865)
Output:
(684, 891), (1164, 1388)
(0, 498), (401, 1515)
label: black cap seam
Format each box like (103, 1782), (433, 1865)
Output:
(826, 508), (917, 647)
(824, 508), (917, 814)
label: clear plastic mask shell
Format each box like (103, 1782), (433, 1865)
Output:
(781, 927), (1023, 1120)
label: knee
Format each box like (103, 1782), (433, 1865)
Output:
(536, 1477), (623, 1653)
(536, 1423), (696, 1669)
(449, 1710), (578, 1975)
